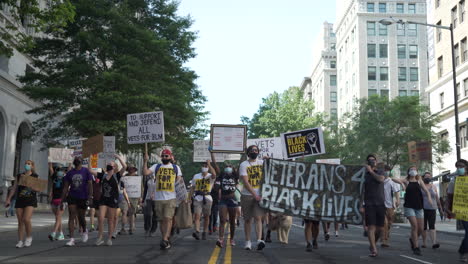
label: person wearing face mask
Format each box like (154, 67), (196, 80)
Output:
(380, 164), (400, 248)
(5, 160), (38, 248)
(60, 157), (93, 247)
(392, 166), (433, 256)
(421, 172), (442, 249)
(48, 163), (67, 241)
(239, 145), (266, 251)
(189, 160), (216, 241)
(446, 159), (468, 263)
(143, 148), (182, 250)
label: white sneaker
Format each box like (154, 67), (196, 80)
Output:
(24, 237), (32, 247)
(66, 238), (75, 247)
(244, 240), (252, 250)
(82, 231), (88, 243)
(106, 239), (112, 246)
(15, 241), (24, 248)
(95, 238), (104, 246)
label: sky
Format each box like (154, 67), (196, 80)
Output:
(176, 0), (336, 126)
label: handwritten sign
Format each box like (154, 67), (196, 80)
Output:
(193, 140), (225, 162)
(127, 111), (165, 144)
(453, 176), (468, 221)
(247, 137), (283, 159)
(121, 176), (142, 198)
(82, 134), (104, 158)
(175, 178), (188, 205)
(280, 127), (326, 159)
(18, 175), (48, 192)
(48, 148), (74, 164)
(210, 124), (247, 154)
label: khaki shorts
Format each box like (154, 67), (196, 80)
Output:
(194, 199), (212, 216)
(128, 198), (140, 214)
(155, 199), (177, 221)
(119, 200), (129, 212)
(241, 195), (265, 220)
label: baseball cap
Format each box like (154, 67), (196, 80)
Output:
(161, 149), (172, 156)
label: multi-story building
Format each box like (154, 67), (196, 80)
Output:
(301, 22), (337, 118)
(0, 4), (48, 200)
(334, 0), (429, 119)
(426, 0), (468, 177)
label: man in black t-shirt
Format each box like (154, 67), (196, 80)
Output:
(362, 154), (385, 257)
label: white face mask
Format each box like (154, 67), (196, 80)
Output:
(201, 167), (209, 173)
(409, 170), (418, 177)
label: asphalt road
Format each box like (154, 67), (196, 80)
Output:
(0, 213), (465, 264)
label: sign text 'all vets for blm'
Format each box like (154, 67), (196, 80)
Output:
(127, 111), (165, 144)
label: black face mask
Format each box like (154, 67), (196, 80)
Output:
(248, 153), (258, 159)
(106, 165), (114, 172)
(161, 159), (171, 165)
(367, 160), (376, 167)
(73, 160), (81, 167)
(423, 178), (431, 184)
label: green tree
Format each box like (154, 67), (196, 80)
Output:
(242, 86), (324, 138)
(20, 0), (207, 152)
(0, 0), (75, 56)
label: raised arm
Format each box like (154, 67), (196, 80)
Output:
(49, 162), (54, 176)
(210, 152), (220, 175)
(366, 165), (384, 182)
(207, 159), (216, 179)
(143, 152), (152, 176)
(115, 154), (127, 175)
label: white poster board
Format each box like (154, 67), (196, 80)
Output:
(247, 137), (283, 159)
(127, 111), (165, 144)
(175, 178), (188, 205)
(68, 138), (84, 157)
(48, 148), (74, 164)
(121, 176), (142, 198)
(316, 159), (341, 165)
(210, 124), (247, 154)
(193, 140), (225, 162)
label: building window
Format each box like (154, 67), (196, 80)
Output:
(381, 89), (389, 97)
(462, 38), (467, 63)
(367, 3), (375, 12)
(411, 90), (419, 97)
(380, 67), (389, 81)
(436, 0), (440, 8)
(399, 90), (408, 96)
(379, 23), (388, 36)
(398, 44), (406, 59)
(331, 43), (336, 50)
(441, 132), (449, 142)
(368, 89), (378, 96)
(367, 22), (376, 36)
(438, 56), (443, 77)
(408, 4), (416, 13)
(368, 44), (376, 58)
(453, 6), (458, 28)
(409, 45), (418, 59)
(461, 125), (468, 149)
(396, 3), (404, 13)
(330, 75), (337, 86)
(330, 32), (336, 37)
(330, 108), (338, 118)
(331, 60), (336, 68)
(330, 92), (337, 102)
(457, 83), (461, 99)
(461, 0), (466, 23)
(436, 21), (442, 42)
(410, 67), (418, 81)
(399, 67), (407, 81)
(397, 24), (405, 36)
(379, 44), (388, 58)
(379, 3), (387, 13)
(0, 56), (9, 73)
(368, 66), (377, 80)
(464, 78), (468, 96)
(440, 92), (445, 109)
(408, 23), (417, 36)
(455, 44), (460, 67)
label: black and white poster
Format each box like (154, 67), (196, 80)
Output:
(280, 127), (325, 159)
(259, 159), (365, 224)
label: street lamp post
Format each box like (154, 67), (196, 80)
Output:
(379, 17), (461, 161)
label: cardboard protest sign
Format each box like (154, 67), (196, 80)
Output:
(48, 148), (74, 164)
(408, 141), (432, 163)
(18, 175), (48, 192)
(82, 134), (104, 158)
(247, 137), (283, 159)
(175, 178), (188, 205)
(127, 111), (165, 144)
(90, 154), (98, 169)
(453, 176), (468, 221)
(280, 127), (326, 159)
(121, 176), (142, 198)
(68, 139), (84, 157)
(193, 140), (225, 162)
(210, 124), (247, 154)
(259, 159), (364, 224)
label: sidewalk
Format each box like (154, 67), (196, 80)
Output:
(393, 219), (465, 236)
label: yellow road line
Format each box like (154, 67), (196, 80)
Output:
(224, 233), (232, 264)
(208, 246), (221, 264)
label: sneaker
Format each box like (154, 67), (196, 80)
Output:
(90, 225), (95, 232)
(118, 229), (128, 235)
(202, 232), (207, 240)
(82, 231), (89, 243)
(24, 237), (32, 247)
(324, 233), (330, 241)
(56, 233), (65, 241)
(192, 231), (200, 240)
(257, 240), (266, 250)
(213, 226), (218, 232)
(413, 247), (422, 256)
(106, 239), (112, 246)
(230, 239), (236, 246)
(129, 229), (133, 235)
(48, 232), (55, 241)
(216, 239), (224, 248)
(66, 238), (75, 247)
(313, 240), (318, 249)
(160, 240), (167, 249)
(95, 238), (104, 246)
(335, 231), (339, 237)
(244, 240), (252, 250)
(149, 232), (155, 237)
(111, 235), (116, 240)
(306, 242), (313, 252)
(164, 240), (171, 250)
(15, 241), (24, 248)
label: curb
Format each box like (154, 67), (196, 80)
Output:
(393, 224), (465, 237)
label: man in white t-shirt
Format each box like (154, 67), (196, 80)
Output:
(189, 160), (216, 240)
(143, 149), (182, 250)
(239, 145), (266, 251)
(381, 164), (400, 247)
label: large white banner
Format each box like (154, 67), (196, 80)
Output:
(127, 111), (165, 144)
(121, 176), (142, 198)
(48, 148), (74, 164)
(247, 137), (283, 159)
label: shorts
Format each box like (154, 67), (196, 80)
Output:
(241, 195), (265, 220)
(219, 198), (239, 208)
(128, 198), (140, 214)
(303, 219), (320, 224)
(15, 197), (37, 209)
(155, 199), (177, 221)
(404, 207), (424, 219)
(119, 199), (129, 211)
(194, 199), (213, 216)
(100, 198), (118, 209)
(92, 199), (101, 209)
(67, 196), (88, 210)
(51, 198), (63, 210)
(424, 209), (436, 230)
(365, 205), (386, 227)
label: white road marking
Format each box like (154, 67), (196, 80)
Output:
(400, 255), (434, 264)
(292, 223), (304, 229)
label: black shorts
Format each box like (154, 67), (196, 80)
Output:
(99, 198), (118, 209)
(303, 219), (320, 225)
(67, 196), (88, 210)
(15, 198), (37, 209)
(365, 205), (386, 227)
(92, 199), (101, 209)
(424, 209), (436, 230)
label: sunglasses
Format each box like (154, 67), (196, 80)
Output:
(161, 155), (171, 158)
